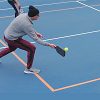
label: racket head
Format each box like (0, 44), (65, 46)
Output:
(55, 46), (65, 57)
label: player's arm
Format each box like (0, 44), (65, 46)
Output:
(48, 44), (56, 49)
(35, 32), (56, 49)
(35, 32), (43, 39)
(14, 0), (21, 8)
(23, 24), (56, 48)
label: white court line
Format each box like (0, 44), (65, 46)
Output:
(0, 0), (86, 10)
(18, 1), (78, 9)
(0, 0), (86, 3)
(30, 30), (100, 44)
(0, 0), (7, 2)
(76, 1), (100, 12)
(0, 30), (100, 49)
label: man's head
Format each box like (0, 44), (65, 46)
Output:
(28, 5), (40, 20)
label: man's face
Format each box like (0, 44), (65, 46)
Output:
(31, 14), (40, 20)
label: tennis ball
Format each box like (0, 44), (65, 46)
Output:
(64, 47), (68, 51)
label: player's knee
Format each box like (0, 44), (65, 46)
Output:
(31, 46), (36, 52)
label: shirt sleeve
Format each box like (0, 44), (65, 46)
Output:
(23, 25), (49, 46)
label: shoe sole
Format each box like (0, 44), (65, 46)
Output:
(24, 71), (40, 74)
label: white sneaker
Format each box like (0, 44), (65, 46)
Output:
(24, 67), (40, 74)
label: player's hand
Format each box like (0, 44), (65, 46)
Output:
(48, 44), (56, 49)
(36, 32), (43, 39)
(17, 3), (21, 8)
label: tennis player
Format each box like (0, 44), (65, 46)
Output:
(0, 5), (56, 74)
(7, 0), (21, 17)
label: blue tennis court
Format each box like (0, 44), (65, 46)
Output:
(0, 0), (100, 93)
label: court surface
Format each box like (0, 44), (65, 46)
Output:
(0, 0), (100, 93)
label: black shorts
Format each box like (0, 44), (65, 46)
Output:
(7, 0), (19, 17)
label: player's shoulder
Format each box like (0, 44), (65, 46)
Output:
(15, 13), (27, 20)
(18, 13), (27, 17)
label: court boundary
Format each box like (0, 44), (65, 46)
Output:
(77, 1), (100, 12)
(1, 29), (100, 49)
(0, 2), (100, 18)
(0, 0), (100, 92)
(0, 0), (86, 10)
(0, 39), (100, 92)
